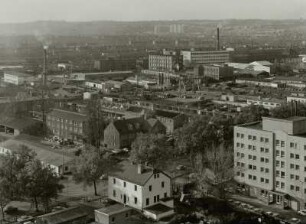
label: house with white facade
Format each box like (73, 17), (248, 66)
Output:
(106, 161), (174, 221)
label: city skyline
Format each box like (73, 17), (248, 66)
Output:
(1, 0), (306, 24)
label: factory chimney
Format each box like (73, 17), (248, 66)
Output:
(217, 27), (220, 51)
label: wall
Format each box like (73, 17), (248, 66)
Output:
(108, 176), (143, 210)
(142, 172), (171, 208)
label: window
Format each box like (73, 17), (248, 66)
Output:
(154, 196), (157, 203)
(276, 170), (280, 177)
(281, 172), (285, 178)
(290, 164), (294, 169)
(248, 145), (252, 150)
(265, 148), (269, 153)
(296, 154), (300, 160)
(276, 140), (280, 146)
(296, 165), (300, 170)
(161, 181), (165, 188)
(290, 185), (294, 190)
(260, 137), (264, 142)
(281, 161), (285, 168)
(112, 217), (115, 222)
(113, 178), (116, 184)
(265, 168), (269, 173)
(134, 185), (137, 191)
(248, 135), (252, 140)
(296, 175), (300, 180)
(113, 190), (116, 197)
(157, 195), (160, 201)
(276, 160), (280, 167)
(265, 138), (269, 143)
(261, 157), (265, 162)
(125, 213), (129, 218)
(237, 133), (240, 138)
(124, 182), (126, 187)
(290, 153), (294, 159)
(265, 179), (269, 184)
(134, 197), (138, 204)
(253, 136), (256, 141)
(164, 192), (167, 198)
(261, 147), (264, 152)
(241, 134), (244, 139)
(252, 146), (256, 151)
(265, 158), (269, 163)
(146, 198), (150, 206)
(281, 141), (285, 147)
(149, 185), (152, 191)
(276, 181), (280, 188)
(260, 178), (264, 183)
(281, 182), (285, 189)
(276, 150), (280, 157)
(236, 143), (240, 147)
(290, 142), (294, 148)
(253, 156), (257, 160)
(290, 174), (294, 179)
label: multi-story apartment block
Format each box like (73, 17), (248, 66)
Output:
(46, 109), (87, 141)
(181, 50), (230, 66)
(234, 116), (306, 211)
(148, 54), (176, 72)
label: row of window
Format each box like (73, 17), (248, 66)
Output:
(236, 133), (269, 143)
(113, 178), (165, 190)
(236, 143), (270, 154)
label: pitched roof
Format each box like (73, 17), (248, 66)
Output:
(143, 203), (173, 215)
(155, 110), (180, 119)
(112, 117), (144, 134)
(47, 109), (87, 122)
(36, 206), (94, 224)
(109, 161), (168, 186)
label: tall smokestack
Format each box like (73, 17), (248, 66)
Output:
(217, 27), (220, 51)
(43, 45), (48, 87)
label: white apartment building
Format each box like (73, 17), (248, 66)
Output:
(234, 116), (306, 211)
(287, 96), (306, 104)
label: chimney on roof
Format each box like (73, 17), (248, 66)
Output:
(137, 164), (144, 174)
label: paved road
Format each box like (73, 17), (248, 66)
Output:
(230, 194), (306, 223)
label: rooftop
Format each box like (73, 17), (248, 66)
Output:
(0, 117), (40, 130)
(109, 161), (169, 186)
(95, 203), (132, 216)
(36, 206), (94, 224)
(155, 110), (180, 119)
(112, 117), (144, 134)
(47, 109), (87, 122)
(143, 203), (173, 215)
(4, 71), (34, 77)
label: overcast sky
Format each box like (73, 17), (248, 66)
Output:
(1, 0), (306, 23)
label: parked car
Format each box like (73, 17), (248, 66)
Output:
(297, 210), (306, 216)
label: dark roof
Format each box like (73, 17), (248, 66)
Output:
(0, 117), (40, 130)
(146, 118), (159, 127)
(143, 203), (173, 215)
(155, 110), (180, 119)
(36, 206), (94, 224)
(112, 117), (144, 134)
(109, 161), (169, 186)
(47, 109), (87, 122)
(95, 203), (132, 216)
(127, 106), (144, 113)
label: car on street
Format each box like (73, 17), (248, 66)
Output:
(297, 210), (306, 216)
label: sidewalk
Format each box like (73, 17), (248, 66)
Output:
(230, 194), (306, 223)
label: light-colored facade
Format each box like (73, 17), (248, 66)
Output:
(149, 54), (175, 72)
(246, 98), (282, 110)
(108, 164), (171, 211)
(287, 96), (306, 104)
(234, 117), (306, 211)
(4, 71), (34, 85)
(181, 50), (230, 66)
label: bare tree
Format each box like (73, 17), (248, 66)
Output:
(195, 144), (235, 199)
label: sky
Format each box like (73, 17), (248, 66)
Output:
(1, 0), (306, 23)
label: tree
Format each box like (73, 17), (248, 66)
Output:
(235, 105), (269, 124)
(84, 99), (106, 148)
(174, 115), (234, 162)
(130, 133), (172, 169)
(0, 178), (10, 221)
(23, 160), (64, 212)
(73, 146), (112, 196)
(270, 102), (306, 119)
(195, 144), (234, 199)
